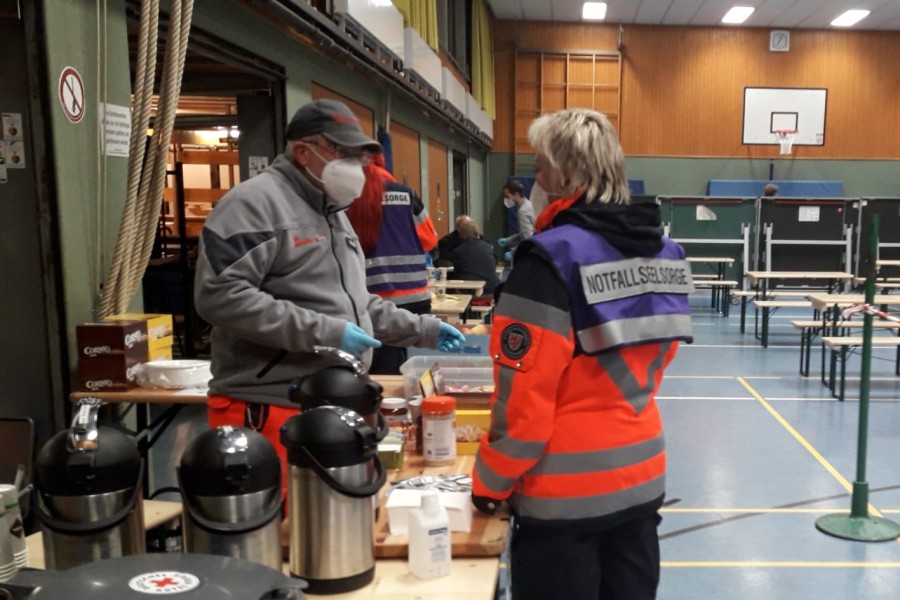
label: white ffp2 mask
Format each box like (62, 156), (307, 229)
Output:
(307, 157), (366, 210)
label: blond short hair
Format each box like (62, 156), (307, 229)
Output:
(527, 108), (629, 205)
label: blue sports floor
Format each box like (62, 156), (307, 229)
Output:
(658, 294), (900, 599)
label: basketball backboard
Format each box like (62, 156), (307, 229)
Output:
(742, 87), (826, 147)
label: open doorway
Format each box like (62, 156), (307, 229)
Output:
(126, 5), (286, 357)
(451, 150), (468, 220)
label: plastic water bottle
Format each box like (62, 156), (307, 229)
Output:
(408, 490), (451, 579)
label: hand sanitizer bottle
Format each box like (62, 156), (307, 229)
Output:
(408, 490), (451, 579)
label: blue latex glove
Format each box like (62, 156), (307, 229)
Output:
(341, 323), (382, 357)
(504, 251), (512, 262)
(436, 322), (465, 353)
(498, 237), (509, 247)
(424, 252), (434, 268)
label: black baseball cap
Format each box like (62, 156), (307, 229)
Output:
(285, 99), (381, 152)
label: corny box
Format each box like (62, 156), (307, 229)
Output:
(103, 313), (174, 351)
(456, 409), (491, 455)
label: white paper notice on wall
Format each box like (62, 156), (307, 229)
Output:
(2, 113), (23, 141)
(798, 206), (820, 222)
(248, 156), (269, 177)
(100, 103), (131, 157)
(3, 141), (25, 169)
(696, 205), (717, 221)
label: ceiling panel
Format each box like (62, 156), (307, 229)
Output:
(486, 0), (900, 30)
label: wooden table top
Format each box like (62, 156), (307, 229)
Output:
(808, 293), (900, 311)
(687, 257), (735, 264)
(746, 271), (854, 282)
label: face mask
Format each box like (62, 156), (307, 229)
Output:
(307, 156), (366, 210)
(503, 197), (515, 209)
(530, 183), (550, 217)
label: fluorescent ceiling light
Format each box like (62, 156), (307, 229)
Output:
(831, 9), (870, 27)
(370, 0), (394, 6)
(722, 6), (755, 24)
(583, 2), (607, 21)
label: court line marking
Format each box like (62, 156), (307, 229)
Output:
(737, 377), (887, 520)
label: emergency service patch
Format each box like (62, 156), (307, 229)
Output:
(501, 324), (531, 359)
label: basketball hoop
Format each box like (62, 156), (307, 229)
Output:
(774, 129), (797, 155)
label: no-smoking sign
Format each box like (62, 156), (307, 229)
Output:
(58, 66), (85, 123)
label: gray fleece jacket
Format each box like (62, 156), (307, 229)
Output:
(194, 154), (441, 407)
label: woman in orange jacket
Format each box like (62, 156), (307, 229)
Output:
(472, 108), (694, 600)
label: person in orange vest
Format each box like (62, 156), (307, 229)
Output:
(472, 108), (694, 600)
(346, 154), (439, 373)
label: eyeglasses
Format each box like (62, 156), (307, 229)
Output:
(301, 139), (371, 165)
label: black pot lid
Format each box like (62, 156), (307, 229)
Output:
(18, 553), (305, 599)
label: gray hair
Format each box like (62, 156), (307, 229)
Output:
(527, 108), (630, 205)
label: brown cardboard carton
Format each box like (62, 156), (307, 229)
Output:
(103, 313), (174, 351)
(76, 320), (148, 390)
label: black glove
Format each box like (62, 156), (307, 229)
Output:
(472, 494), (501, 516)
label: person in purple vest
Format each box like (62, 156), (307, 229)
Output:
(472, 108), (693, 600)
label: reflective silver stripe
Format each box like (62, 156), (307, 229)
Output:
(528, 433), (664, 476)
(414, 210), (429, 226)
(510, 474), (666, 520)
(594, 342), (671, 414)
(578, 314), (691, 354)
(495, 293), (571, 338)
(487, 365), (546, 460)
(366, 271), (427, 286)
(366, 255), (423, 268)
(474, 456), (518, 495)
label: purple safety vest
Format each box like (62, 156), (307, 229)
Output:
(364, 182), (430, 304)
(529, 224), (694, 354)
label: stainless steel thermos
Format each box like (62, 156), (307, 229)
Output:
(178, 426), (283, 571)
(281, 405), (386, 594)
(289, 347), (388, 439)
(34, 398), (145, 569)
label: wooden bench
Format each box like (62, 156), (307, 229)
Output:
(821, 336), (900, 401)
(791, 319), (900, 376)
(693, 280), (739, 316)
(752, 300), (813, 347)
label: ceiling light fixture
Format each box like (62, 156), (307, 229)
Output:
(722, 6), (755, 24)
(831, 9), (870, 27)
(582, 2), (607, 21)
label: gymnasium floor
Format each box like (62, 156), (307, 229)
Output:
(658, 293), (900, 599)
(150, 291), (900, 599)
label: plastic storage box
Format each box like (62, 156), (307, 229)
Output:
(398, 355), (493, 401)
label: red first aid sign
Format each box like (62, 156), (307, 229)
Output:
(58, 66), (85, 123)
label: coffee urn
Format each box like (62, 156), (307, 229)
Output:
(281, 406), (386, 594)
(288, 347), (387, 439)
(34, 398), (145, 570)
(178, 426), (283, 571)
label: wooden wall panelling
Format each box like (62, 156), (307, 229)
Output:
(494, 21), (900, 159)
(389, 120), (421, 193)
(311, 83), (375, 138)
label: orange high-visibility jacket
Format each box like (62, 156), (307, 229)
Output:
(473, 199), (682, 522)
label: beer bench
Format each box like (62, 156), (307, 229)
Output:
(753, 300), (813, 347)
(693, 280), (738, 316)
(821, 336), (900, 401)
(791, 319), (900, 376)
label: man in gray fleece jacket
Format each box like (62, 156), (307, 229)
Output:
(194, 99), (464, 478)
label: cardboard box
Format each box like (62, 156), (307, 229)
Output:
(76, 320), (149, 391)
(148, 345), (173, 361)
(103, 313), (174, 351)
(455, 409), (490, 455)
(385, 489), (473, 534)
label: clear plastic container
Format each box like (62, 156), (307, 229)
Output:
(399, 356), (493, 399)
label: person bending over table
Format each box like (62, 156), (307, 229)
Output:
(472, 108), (693, 600)
(194, 99), (464, 490)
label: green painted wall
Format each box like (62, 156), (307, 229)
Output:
(41, 0), (132, 366)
